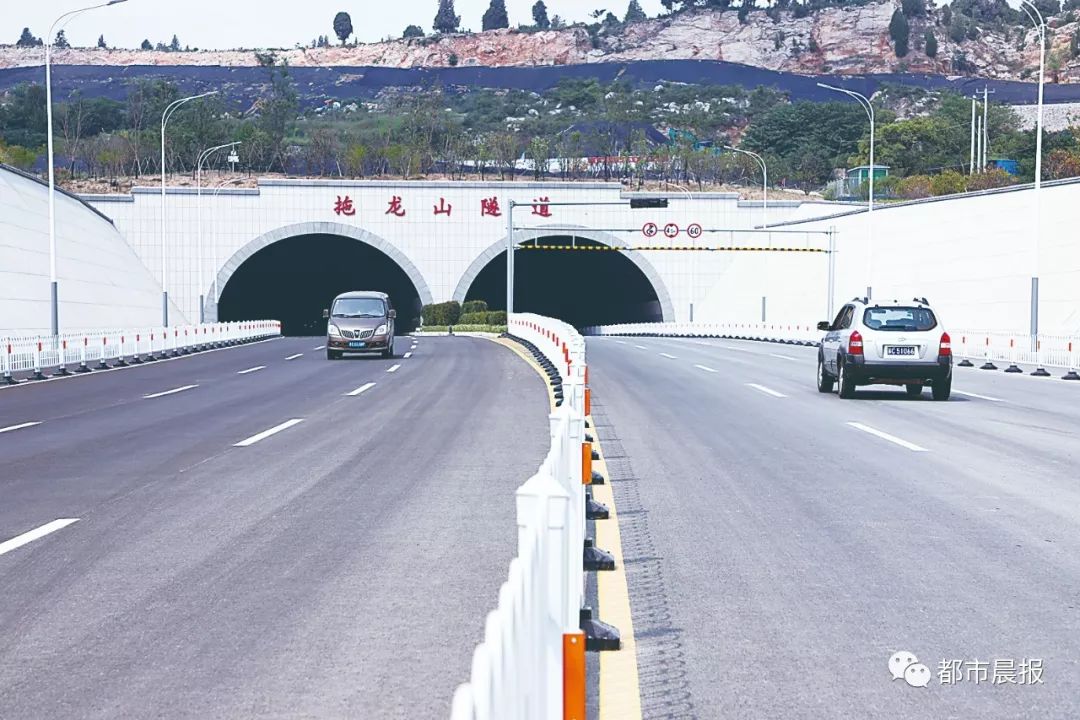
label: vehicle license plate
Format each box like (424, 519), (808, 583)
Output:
(349, 341), (367, 348)
(887, 346), (916, 356)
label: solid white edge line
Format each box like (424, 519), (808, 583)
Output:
(0, 518), (79, 557)
(660, 353), (678, 359)
(746, 383), (787, 398)
(346, 382), (376, 397)
(847, 422), (929, 452)
(953, 390), (1005, 402)
(285, 353), (303, 361)
(143, 384), (199, 399)
(403, 352), (413, 359)
(237, 366), (266, 375)
(694, 364), (718, 373)
(234, 418), (305, 447)
(0, 421), (42, 434)
(387, 364), (401, 373)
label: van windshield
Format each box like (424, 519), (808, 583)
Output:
(863, 306), (937, 332)
(332, 298), (386, 318)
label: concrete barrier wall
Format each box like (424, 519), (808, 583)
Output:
(694, 179), (1080, 336)
(0, 164), (179, 335)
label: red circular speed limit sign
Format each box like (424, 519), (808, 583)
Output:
(687, 223), (703, 239)
(663, 223), (680, 239)
(642, 222), (658, 238)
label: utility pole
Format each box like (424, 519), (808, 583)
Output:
(969, 97), (977, 175)
(982, 86), (995, 170)
(976, 115), (983, 173)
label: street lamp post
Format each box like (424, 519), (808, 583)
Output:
(196, 142), (240, 323)
(818, 82), (875, 299)
(160, 90), (218, 327)
(722, 146), (768, 228)
(210, 177), (245, 318)
(44, 0), (128, 336)
(1020, 0), (1047, 368)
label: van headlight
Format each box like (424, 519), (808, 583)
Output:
(374, 324), (388, 336)
(327, 324), (342, 336)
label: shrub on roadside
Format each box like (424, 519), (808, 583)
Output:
(929, 169), (967, 196)
(462, 300), (489, 314)
(486, 310), (507, 325)
(420, 301), (461, 326)
(896, 174), (933, 199)
(966, 168), (1017, 191)
(458, 311), (489, 324)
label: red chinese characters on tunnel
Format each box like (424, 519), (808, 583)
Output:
(333, 195), (356, 217)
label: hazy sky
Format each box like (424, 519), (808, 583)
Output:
(15, 1), (669, 50)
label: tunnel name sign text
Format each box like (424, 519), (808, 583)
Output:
(332, 195), (554, 219)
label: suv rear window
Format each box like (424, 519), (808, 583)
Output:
(862, 306), (937, 332)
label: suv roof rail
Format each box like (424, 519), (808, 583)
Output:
(912, 296), (930, 305)
(851, 296), (869, 304)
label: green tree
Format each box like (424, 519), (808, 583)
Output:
(930, 169), (967, 196)
(54, 30), (71, 49)
(483, 0), (510, 30)
(97, 35), (107, 49)
(941, 5), (952, 24)
(333, 12), (353, 45)
(890, 9), (910, 57)
(434, 0), (461, 33)
(925, 30), (938, 57)
(403, 24), (425, 38)
(625, 0), (648, 22)
(533, 1), (551, 28)
(140, 39), (153, 50)
(169, 34), (181, 52)
(16, 28), (42, 47)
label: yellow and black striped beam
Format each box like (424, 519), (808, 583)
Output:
(518, 245), (828, 253)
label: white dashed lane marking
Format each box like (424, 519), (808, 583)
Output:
(746, 383), (787, 398)
(234, 419), (305, 447)
(346, 382), (376, 397)
(660, 353), (678, 359)
(387, 364), (401, 373)
(237, 366), (265, 375)
(143, 385), (198, 399)
(954, 390), (1004, 402)
(0, 421), (42, 434)
(285, 354), (303, 361)
(847, 422), (928, 452)
(403, 352), (413, 359)
(694, 364), (718, 373)
(0, 519), (79, 558)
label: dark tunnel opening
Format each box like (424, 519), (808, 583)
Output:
(218, 234), (422, 336)
(464, 237), (663, 328)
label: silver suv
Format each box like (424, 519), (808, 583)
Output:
(816, 298), (952, 400)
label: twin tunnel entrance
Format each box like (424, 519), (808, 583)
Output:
(218, 233), (666, 335)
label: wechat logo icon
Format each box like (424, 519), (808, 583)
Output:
(889, 651), (931, 688)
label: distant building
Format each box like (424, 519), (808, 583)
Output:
(846, 165), (891, 186)
(988, 158), (1020, 175)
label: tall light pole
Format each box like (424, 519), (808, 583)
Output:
(197, 141), (240, 322)
(160, 90), (218, 326)
(1020, 0), (1047, 368)
(211, 177), (245, 313)
(45, 0), (129, 336)
(818, 82), (875, 299)
(722, 145), (768, 228)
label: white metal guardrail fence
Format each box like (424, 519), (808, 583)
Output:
(2, 321), (281, 383)
(450, 314), (597, 720)
(584, 321), (821, 346)
(583, 322), (1080, 379)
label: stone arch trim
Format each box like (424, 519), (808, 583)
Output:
(451, 224), (676, 322)
(207, 221), (434, 320)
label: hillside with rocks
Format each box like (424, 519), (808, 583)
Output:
(2, 1), (1079, 83)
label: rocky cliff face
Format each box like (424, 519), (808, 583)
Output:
(1, 2), (1077, 83)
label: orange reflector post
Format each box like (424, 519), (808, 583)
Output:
(563, 632), (586, 720)
(585, 387), (592, 416)
(582, 442), (593, 485)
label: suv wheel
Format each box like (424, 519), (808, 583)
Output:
(816, 353), (835, 393)
(905, 384), (922, 398)
(932, 374), (952, 401)
(327, 349), (341, 360)
(837, 356), (856, 399)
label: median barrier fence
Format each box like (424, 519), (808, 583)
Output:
(583, 322), (1080, 381)
(451, 313), (614, 720)
(2, 321), (282, 384)
(583, 321), (821, 346)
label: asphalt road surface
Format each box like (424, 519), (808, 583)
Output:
(588, 336), (1080, 720)
(0, 335), (548, 719)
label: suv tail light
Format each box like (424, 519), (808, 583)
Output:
(939, 332), (952, 357)
(848, 330), (864, 356)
